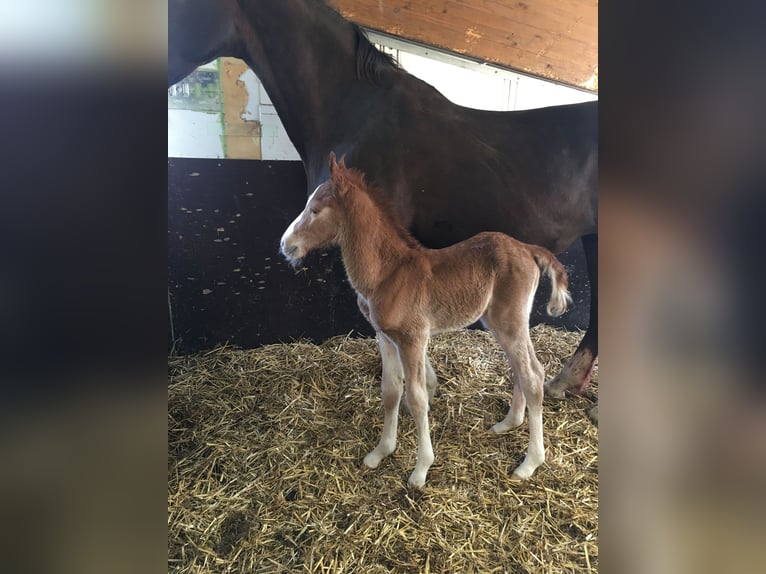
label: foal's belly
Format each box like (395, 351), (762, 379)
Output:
(429, 291), (492, 334)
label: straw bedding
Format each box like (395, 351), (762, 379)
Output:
(168, 325), (598, 573)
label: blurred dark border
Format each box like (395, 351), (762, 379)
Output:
(0, 68), (168, 395)
(0, 65), (169, 574)
(600, 1), (766, 572)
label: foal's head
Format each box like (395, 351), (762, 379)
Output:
(280, 152), (355, 266)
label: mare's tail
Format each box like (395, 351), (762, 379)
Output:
(531, 246), (572, 317)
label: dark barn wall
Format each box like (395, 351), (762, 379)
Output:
(168, 158), (591, 353)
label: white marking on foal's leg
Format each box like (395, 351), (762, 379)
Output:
(407, 383), (433, 487)
(364, 334), (404, 469)
(511, 395), (544, 479)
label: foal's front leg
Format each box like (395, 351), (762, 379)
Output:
(396, 334), (434, 487)
(363, 332), (404, 469)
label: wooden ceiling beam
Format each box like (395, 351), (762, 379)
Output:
(328, 0), (597, 91)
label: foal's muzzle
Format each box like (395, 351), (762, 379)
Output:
(281, 243), (298, 258)
(280, 241), (302, 268)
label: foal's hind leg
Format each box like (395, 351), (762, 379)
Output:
(402, 355), (438, 414)
(492, 377), (527, 433)
(500, 334), (546, 479)
(483, 313), (546, 480)
(364, 332), (404, 469)
(425, 358), (438, 402)
(513, 344), (546, 479)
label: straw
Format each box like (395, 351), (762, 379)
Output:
(169, 325), (598, 573)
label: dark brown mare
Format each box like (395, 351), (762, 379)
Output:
(280, 154), (572, 486)
(168, 0), (598, 409)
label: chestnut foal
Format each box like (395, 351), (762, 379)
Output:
(280, 154), (572, 487)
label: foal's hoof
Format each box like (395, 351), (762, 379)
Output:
(510, 465), (537, 481)
(363, 445), (394, 469)
(510, 469), (530, 481)
(363, 454), (381, 469)
(407, 472), (427, 488)
(491, 420), (519, 434)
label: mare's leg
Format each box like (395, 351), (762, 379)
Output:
(483, 303), (546, 480)
(392, 332), (434, 487)
(363, 332), (404, 469)
(545, 234), (598, 402)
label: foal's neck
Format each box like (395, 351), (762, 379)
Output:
(338, 190), (416, 296)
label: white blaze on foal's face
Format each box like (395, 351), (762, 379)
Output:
(279, 181), (339, 265)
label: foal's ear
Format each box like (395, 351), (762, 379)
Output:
(328, 151), (338, 174)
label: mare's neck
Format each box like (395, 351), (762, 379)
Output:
(236, 0), (362, 165)
(338, 191), (416, 297)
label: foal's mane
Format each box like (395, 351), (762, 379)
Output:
(335, 165), (421, 250)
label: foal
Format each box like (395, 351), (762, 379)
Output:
(280, 154), (572, 487)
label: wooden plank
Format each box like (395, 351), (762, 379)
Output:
(329, 0), (597, 91)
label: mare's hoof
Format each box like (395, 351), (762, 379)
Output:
(544, 378), (568, 399)
(587, 404), (599, 425)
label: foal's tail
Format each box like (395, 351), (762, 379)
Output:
(531, 247), (572, 317)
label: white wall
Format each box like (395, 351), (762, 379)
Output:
(377, 33), (597, 112)
(168, 59), (226, 158)
(167, 109), (225, 159)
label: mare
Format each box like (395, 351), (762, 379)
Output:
(280, 154), (572, 486)
(168, 0), (598, 408)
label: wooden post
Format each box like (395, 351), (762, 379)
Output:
(220, 58), (263, 159)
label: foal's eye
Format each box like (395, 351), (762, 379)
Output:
(309, 208), (318, 215)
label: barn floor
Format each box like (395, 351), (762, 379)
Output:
(168, 326), (598, 573)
